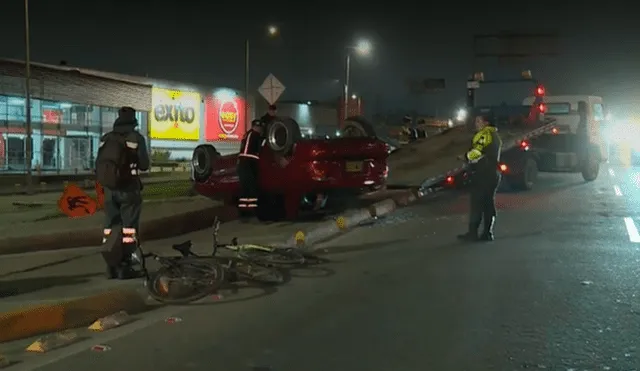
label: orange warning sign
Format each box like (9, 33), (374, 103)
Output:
(58, 184), (98, 218)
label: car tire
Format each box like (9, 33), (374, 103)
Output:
(192, 144), (220, 182)
(266, 117), (302, 155)
(342, 116), (377, 138)
(509, 158), (538, 191)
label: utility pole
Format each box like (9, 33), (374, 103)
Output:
(24, 0), (33, 194)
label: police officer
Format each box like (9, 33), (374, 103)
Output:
(237, 119), (265, 219)
(457, 114), (502, 242)
(99, 107), (150, 279)
(260, 104), (277, 126)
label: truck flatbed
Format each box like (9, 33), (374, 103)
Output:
(385, 119), (556, 189)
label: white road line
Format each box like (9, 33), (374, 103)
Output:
(609, 168), (615, 177)
(614, 185), (623, 196)
(623, 217), (640, 243)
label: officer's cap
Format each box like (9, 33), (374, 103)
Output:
(251, 119), (264, 128)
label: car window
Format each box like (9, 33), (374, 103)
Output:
(545, 103), (571, 115)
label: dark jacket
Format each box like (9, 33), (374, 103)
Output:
(465, 126), (502, 185)
(111, 117), (150, 171)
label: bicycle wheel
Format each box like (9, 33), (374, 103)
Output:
(238, 246), (306, 266)
(233, 262), (286, 285)
(146, 259), (224, 304)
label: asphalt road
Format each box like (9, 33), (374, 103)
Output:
(19, 164), (640, 371)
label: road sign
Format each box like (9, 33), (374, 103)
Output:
(258, 74), (285, 105)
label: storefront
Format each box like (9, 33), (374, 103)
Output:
(0, 58), (255, 169)
(148, 86), (250, 159)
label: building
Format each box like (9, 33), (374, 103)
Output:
(0, 59), (256, 174)
(254, 97), (365, 138)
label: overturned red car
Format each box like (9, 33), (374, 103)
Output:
(191, 116), (389, 220)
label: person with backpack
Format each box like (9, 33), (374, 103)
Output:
(95, 106), (150, 279)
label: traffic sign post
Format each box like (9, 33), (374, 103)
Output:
(258, 74), (285, 105)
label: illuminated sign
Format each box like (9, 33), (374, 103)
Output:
(205, 91), (246, 141)
(150, 88), (201, 141)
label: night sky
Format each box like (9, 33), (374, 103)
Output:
(0, 1), (637, 118)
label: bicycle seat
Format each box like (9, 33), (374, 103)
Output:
(172, 241), (193, 255)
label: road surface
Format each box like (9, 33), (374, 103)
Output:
(15, 164), (640, 370)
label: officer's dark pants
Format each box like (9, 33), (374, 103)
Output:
(237, 158), (259, 217)
(102, 187), (142, 269)
(468, 173), (500, 234)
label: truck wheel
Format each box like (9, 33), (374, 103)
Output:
(266, 117), (301, 156)
(192, 144), (220, 182)
(581, 151), (600, 182)
(509, 158), (538, 190)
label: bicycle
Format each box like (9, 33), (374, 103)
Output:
(139, 248), (225, 305)
(207, 216), (328, 266)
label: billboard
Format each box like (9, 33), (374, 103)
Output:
(150, 88), (201, 140)
(205, 92), (246, 141)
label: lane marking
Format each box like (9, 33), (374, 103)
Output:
(623, 217), (640, 243)
(614, 185), (623, 196)
(609, 168), (615, 177)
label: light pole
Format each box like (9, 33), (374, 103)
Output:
(343, 39), (372, 120)
(244, 25), (278, 129)
(24, 0), (33, 193)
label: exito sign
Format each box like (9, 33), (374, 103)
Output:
(205, 92), (246, 141)
(150, 88), (201, 140)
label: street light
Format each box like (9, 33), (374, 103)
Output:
(244, 24), (278, 130)
(351, 94), (357, 99)
(343, 39), (372, 120)
(24, 0), (33, 193)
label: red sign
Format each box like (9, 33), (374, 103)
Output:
(205, 95), (246, 141)
(43, 109), (62, 124)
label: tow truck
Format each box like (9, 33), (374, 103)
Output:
(385, 70), (605, 192)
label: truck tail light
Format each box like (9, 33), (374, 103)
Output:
(446, 176), (454, 184)
(499, 163), (508, 173)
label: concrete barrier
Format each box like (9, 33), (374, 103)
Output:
(0, 205), (237, 255)
(0, 288), (149, 343)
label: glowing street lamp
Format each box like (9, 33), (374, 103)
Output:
(244, 25), (279, 129)
(343, 39), (373, 120)
(355, 40), (372, 56)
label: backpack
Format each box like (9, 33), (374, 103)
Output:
(96, 133), (136, 189)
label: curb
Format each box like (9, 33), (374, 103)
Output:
(0, 288), (149, 344)
(0, 204), (237, 255)
(288, 187), (424, 249)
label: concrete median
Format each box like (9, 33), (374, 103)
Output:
(0, 204), (237, 255)
(0, 288), (149, 343)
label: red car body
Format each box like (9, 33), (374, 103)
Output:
(193, 136), (389, 220)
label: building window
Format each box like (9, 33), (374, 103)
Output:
(6, 136), (25, 168)
(593, 103), (605, 121)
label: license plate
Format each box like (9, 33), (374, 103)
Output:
(345, 161), (363, 172)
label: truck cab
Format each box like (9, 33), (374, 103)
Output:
(520, 94), (606, 182)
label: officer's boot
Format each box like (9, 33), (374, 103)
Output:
(101, 229), (121, 279)
(479, 216), (496, 241)
(116, 242), (139, 280)
(457, 221), (480, 241)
